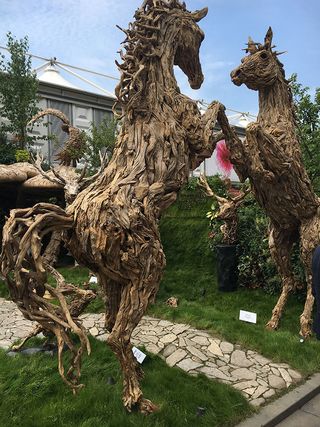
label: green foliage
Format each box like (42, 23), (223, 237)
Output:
(0, 337), (251, 427)
(290, 74), (320, 194)
(0, 32), (39, 149)
(15, 149), (30, 162)
(236, 195), (281, 294)
(0, 131), (16, 164)
(84, 116), (117, 173)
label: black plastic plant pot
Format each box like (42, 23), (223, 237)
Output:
(216, 244), (238, 292)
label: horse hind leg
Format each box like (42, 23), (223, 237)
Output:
(299, 218), (320, 338)
(100, 277), (123, 332)
(266, 224), (297, 330)
(106, 252), (163, 414)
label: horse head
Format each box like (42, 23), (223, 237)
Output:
(230, 27), (285, 91)
(172, 4), (208, 89)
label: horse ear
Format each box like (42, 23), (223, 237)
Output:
(264, 26), (273, 50)
(190, 7), (208, 22)
(247, 36), (258, 54)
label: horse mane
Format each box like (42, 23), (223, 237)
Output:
(114, 0), (187, 116)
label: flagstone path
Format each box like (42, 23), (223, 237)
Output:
(0, 298), (302, 407)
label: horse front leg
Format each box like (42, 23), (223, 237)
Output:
(266, 223), (298, 330)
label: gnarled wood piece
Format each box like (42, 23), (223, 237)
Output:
(1, 0), (224, 412)
(198, 174), (249, 245)
(228, 28), (320, 336)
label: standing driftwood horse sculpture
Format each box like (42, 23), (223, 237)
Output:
(219, 27), (320, 337)
(1, 0), (226, 413)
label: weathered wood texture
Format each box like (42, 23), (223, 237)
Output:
(223, 27), (320, 337)
(29, 108), (86, 166)
(1, 0), (225, 412)
(198, 174), (249, 245)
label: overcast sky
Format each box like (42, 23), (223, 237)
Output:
(0, 0), (319, 117)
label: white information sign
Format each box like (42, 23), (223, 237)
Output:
(132, 347), (147, 364)
(89, 276), (98, 284)
(239, 310), (257, 324)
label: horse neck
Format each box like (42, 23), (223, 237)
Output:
(258, 77), (295, 131)
(97, 47), (180, 187)
(141, 43), (179, 111)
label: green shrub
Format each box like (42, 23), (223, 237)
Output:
(205, 178), (306, 295)
(85, 116), (117, 173)
(15, 149), (30, 162)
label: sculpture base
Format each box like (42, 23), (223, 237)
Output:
(216, 244), (238, 292)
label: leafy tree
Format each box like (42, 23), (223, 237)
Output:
(0, 131), (15, 164)
(0, 32), (39, 149)
(84, 115), (117, 173)
(290, 74), (320, 194)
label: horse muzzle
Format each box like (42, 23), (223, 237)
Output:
(189, 73), (204, 90)
(230, 67), (243, 86)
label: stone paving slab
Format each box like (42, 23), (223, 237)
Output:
(0, 298), (303, 406)
(236, 373), (320, 426)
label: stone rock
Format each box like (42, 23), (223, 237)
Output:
(278, 368), (292, 385)
(158, 320), (172, 327)
(252, 385), (268, 399)
(166, 349), (187, 367)
(270, 363), (290, 368)
(231, 368), (256, 381)
(179, 337), (186, 347)
(199, 366), (231, 381)
(234, 380), (259, 390)
(263, 389), (275, 398)
(243, 387), (257, 396)
(251, 354), (271, 366)
(231, 350), (253, 368)
(187, 345), (208, 361)
(288, 369), (302, 381)
(145, 335), (158, 344)
(160, 333), (177, 344)
(89, 327), (99, 337)
(145, 344), (161, 354)
(268, 374), (286, 389)
(207, 340), (223, 357)
(171, 324), (189, 335)
(220, 342), (234, 353)
(162, 344), (177, 358)
(177, 358), (203, 372)
(191, 336), (210, 346)
(83, 319), (95, 328)
(257, 378), (268, 387)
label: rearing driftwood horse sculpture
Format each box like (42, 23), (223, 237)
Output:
(219, 27), (320, 337)
(1, 0), (226, 413)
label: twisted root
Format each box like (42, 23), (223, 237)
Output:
(0, 203), (95, 393)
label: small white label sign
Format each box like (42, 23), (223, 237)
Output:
(89, 276), (98, 284)
(132, 347), (147, 364)
(239, 310), (257, 324)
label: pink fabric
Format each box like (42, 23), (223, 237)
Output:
(216, 140), (233, 176)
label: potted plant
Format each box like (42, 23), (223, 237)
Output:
(199, 174), (249, 291)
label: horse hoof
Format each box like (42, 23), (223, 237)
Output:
(266, 320), (278, 330)
(138, 398), (159, 415)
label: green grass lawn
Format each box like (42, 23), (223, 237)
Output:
(0, 337), (251, 427)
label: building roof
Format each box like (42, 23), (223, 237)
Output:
(38, 64), (80, 90)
